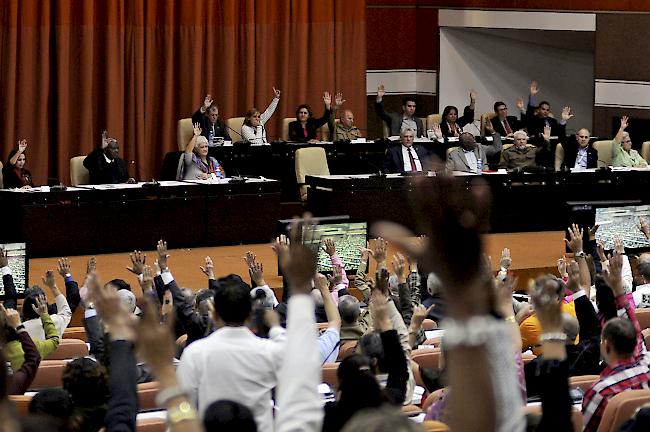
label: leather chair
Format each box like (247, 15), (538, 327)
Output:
(48, 338), (89, 360)
(318, 124), (330, 142)
(138, 381), (161, 411)
(337, 341), (357, 361)
(481, 112), (497, 135)
(401, 404), (423, 417)
(9, 395), (32, 416)
(597, 389), (650, 432)
(593, 140), (614, 167)
(426, 114), (442, 131)
(411, 348), (441, 370)
(635, 309), (650, 330)
(177, 118), (194, 151)
(226, 117), (245, 142)
(136, 418), (166, 432)
(569, 374), (600, 392)
(30, 360), (67, 390)
(321, 362), (340, 388)
(446, 146), (458, 157)
(422, 388), (446, 412)
(642, 141), (650, 164)
(423, 420), (451, 431)
(524, 404), (583, 431)
(555, 143), (565, 171)
(63, 326), (88, 342)
(281, 118), (293, 141)
(295, 147), (329, 201)
(69, 156), (90, 186)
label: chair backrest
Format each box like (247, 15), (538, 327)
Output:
(322, 362), (340, 388)
(411, 348), (441, 370)
(522, 353), (537, 364)
(422, 319), (437, 330)
(63, 326), (88, 342)
(9, 395), (32, 416)
(569, 374), (600, 392)
(401, 404), (423, 417)
(138, 381), (161, 411)
(480, 112), (497, 135)
(69, 156), (90, 186)
(295, 147), (330, 201)
(176, 334), (188, 350)
(226, 117), (245, 142)
(0, 160), (3, 188)
(593, 140), (613, 167)
(281, 118), (293, 141)
(597, 389), (650, 432)
(318, 124), (331, 142)
(136, 418), (166, 432)
(426, 114), (442, 131)
(642, 141), (650, 164)
(555, 143), (565, 171)
(337, 340), (357, 361)
(422, 388), (446, 411)
(636, 309), (650, 330)
(524, 405), (583, 432)
(177, 118), (194, 151)
(423, 420), (451, 432)
(446, 146), (458, 157)
(30, 360), (67, 390)
(48, 338), (89, 360)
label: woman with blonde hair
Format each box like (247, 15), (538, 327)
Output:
(241, 87), (281, 145)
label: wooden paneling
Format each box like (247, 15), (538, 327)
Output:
(595, 14), (650, 82)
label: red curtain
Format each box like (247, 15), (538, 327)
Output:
(0, 0), (366, 185)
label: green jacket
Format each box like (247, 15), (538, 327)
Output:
(6, 314), (60, 371)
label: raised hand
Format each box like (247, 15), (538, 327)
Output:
(315, 273), (329, 292)
(639, 218), (650, 240)
(249, 261), (265, 286)
(0, 248), (8, 268)
(596, 241), (607, 263)
(323, 91), (332, 107)
(374, 267), (390, 297)
(31, 296), (48, 317)
(322, 238), (336, 257)
(411, 303), (435, 330)
(515, 303), (534, 325)
(126, 250), (146, 275)
(203, 94), (213, 109)
(561, 106), (574, 122)
(530, 276), (562, 333)
(157, 240), (169, 271)
(102, 130), (110, 148)
(565, 224), (583, 253)
(377, 84), (385, 99)
(139, 265), (154, 293)
(469, 89), (477, 102)
(199, 256), (214, 279)
(57, 257), (71, 277)
(192, 122), (202, 137)
(432, 123), (443, 139)
(588, 224), (600, 241)
(495, 274), (518, 318)
(565, 261), (581, 294)
(372, 237), (388, 265)
(334, 92), (346, 108)
(17, 139), (28, 153)
(370, 287), (392, 332)
(543, 125), (552, 141)
(1, 304), (22, 328)
(276, 214), (318, 293)
(86, 256), (97, 276)
(391, 253), (407, 283)
(603, 251), (625, 296)
(483, 115), (495, 134)
(42, 270), (57, 289)
(271, 234), (290, 258)
(557, 257), (567, 278)
(358, 243), (373, 262)
(620, 116), (629, 131)
(327, 266), (343, 288)
(499, 248), (512, 270)
(515, 98), (525, 111)
(614, 237), (625, 255)
(243, 251), (257, 268)
(529, 81), (539, 96)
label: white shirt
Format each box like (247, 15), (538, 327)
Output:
(634, 283), (650, 308)
(241, 97), (279, 145)
(462, 148), (479, 173)
(23, 294), (72, 339)
(401, 145), (422, 172)
(177, 324), (286, 431)
(103, 153), (114, 164)
(574, 147), (588, 169)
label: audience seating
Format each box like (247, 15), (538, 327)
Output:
(295, 147), (330, 201)
(176, 334), (188, 350)
(281, 118), (293, 141)
(644, 330), (650, 350)
(30, 360), (67, 390)
(411, 348), (441, 370)
(422, 388), (446, 411)
(480, 112), (497, 135)
(592, 140), (614, 167)
(9, 395), (32, 416)
(524, 405), (583, 431)
(569, 374), (600, 392)
(423, 420), (451, 432)
(426, 114), (442, 131)
(597, 389), (650, 432)
(401, 404), (423, 417)
(177, 118), (193, 151)
(503, 143), (535, 151)
(318, 124), (330, 142)
(422, 319), (437, 330)
(423, 337), (441, 347)
(48, 338), (89, 360)
(137, 382), (161, 412)
(446, 146), (458, 157)
(555, 143), (564, 171)
(226, 117), (245, 142)
(63, 327), (88, 342)
(522, 353), (536, 364)
(321, 362), (340, 388)
(635, 309), (650, 330)
(136, 418), (166, 432)
(69, 156), (89, 186)
(642, 141), (650, 163)
(337, 341), (357, 361)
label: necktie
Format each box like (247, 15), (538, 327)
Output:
(407, 148), (418, 172)
(503, 119), (512, 135)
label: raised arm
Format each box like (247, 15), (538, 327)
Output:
(260, 87), (281, 124)
(185, 123), (202, 154)
(57, 257), (81, 314)
(2, 305), (41, 395)
(9, 140), (28, 166)
(613, 116), (628, 144)
(42, 270), (72, 335)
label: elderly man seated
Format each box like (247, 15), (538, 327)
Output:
(329, 93), (361, 141)
(446, 120), (503, 173)
(499, 128), (553, 171)
(562, 128), (598, 170)
(338, 295), (373, 343)
(612, 116), (648, 168)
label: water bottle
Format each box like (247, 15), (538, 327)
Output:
(477, 157), (483, 174)
(208, 130), (214, 146)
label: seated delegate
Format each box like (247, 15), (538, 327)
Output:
(178, 123), (226, 180)
(288, 92), (332, 143)
(3, 139), (33, 189)
(328, 93), (362, 141)
(439, 90), (477, 138)
(83, 131), (135, 184)
(241, 87), (281, 145)
(382, 128), (431, 174)
(375, 84), (424, 137)
(191, 94), (231, 144)
(612, 116), (648, 168)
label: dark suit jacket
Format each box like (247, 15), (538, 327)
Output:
(490, 115), (523, 136)
(525, 104), (566, 138)
(562, 137), (599, 169)
(83, 148), (129, 185)
(288, 109), (331, 142)
(191, 109), (232, 141)
(382, 144), (430, 173)
(440, 105), (474, 137)
(374, 101), (424, 137)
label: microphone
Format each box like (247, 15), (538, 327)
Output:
(366, 161), (386, 178)
(228, 168), (248, 183)
(224, 123), (243, 142)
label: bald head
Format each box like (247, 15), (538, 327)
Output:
(576, 128), (590, 148)
(338, 295), (360, 324)
(340, 110), (355, 128)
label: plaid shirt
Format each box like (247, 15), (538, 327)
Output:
(582, 295), (650, 432)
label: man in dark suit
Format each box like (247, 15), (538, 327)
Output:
(382, 128), (430, 173)
(562, 128), (598, 170)
(83, 131), (135, 184)
(375, 85), (424, 137)
(523, 81), (572, 139)
(191, 94), (232, 143)
(491, 101), (525, 137)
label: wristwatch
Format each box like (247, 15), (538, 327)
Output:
(575, 251), (586, 258)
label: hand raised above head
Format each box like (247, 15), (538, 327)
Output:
(276, 214), (318, 294)
(126, 250), (146, 275)
(377, 84), (385, 98)
(529, 81), (539, 96)
(203, 94), (213, 109)
(273, 87), (281, 99)
(57, 257), (71, 277)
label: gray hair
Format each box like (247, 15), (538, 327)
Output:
(427, 272), (442, 296)
(400, 128), (415, 138)
(513, 130), (528, 140)
(338, 295), (360, 324)
(621, 132), (631, 142)
(194, 135), (209, 149)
